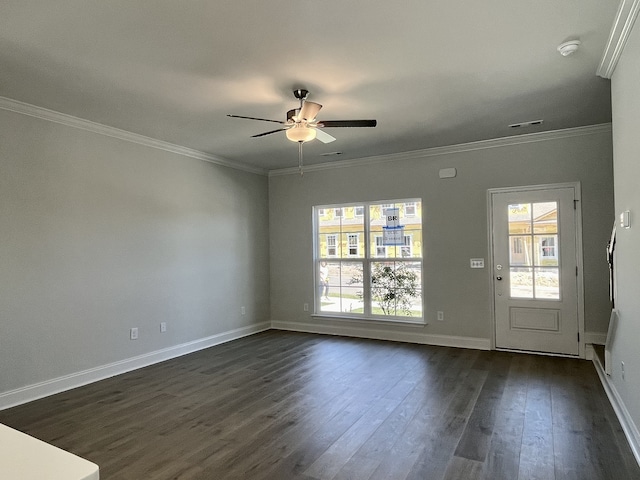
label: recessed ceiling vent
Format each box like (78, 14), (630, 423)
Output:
(509, 120), (544, 129)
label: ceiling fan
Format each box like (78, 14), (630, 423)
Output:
(228, 89), (377, 174)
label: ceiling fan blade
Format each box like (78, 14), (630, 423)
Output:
(298, 101), (322, 122)
(251, 128), (287, 138)
(318, 120), (377, 128)
(227, 114), (285, 124)
(315, 129), (336, 144)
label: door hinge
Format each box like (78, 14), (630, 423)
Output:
(578, 332), (580, 342)
(576, 266), (578, 276)
(574, 199), (578, 210)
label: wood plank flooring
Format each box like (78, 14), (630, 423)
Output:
(1, 331), (638, 479)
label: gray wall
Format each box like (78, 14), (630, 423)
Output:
(0, 108), (270, 396)
(610, 18), (640, 444)
(269, 130), (614, 343)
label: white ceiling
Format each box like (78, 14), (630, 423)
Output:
(0, 1), (617, 172)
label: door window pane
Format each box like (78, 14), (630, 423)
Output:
(510, 267), (534, 298)
(533, 202), (558, 234)
(509, 204), (532, 234)
(509, 236), (532, 266)
(535, 268), (560, 299)
(534, 235), (559, 266)
(508, 201), (561, 300)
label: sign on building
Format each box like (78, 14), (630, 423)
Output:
(383, 207), (404, 245)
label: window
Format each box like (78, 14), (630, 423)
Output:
(326, 234), (337, 257)
(315, 200), (423, 322)
(348, 234), (359, 256)
(512, 237), (523, 254)
(375, 235), (386, 257)
(508, 201), (559, 298)
(405, 202), (416, 217)
(401, 235), (412, 257)
(541, 237), (556, 257)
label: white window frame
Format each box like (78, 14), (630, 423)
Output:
(313, 200), (423, 324)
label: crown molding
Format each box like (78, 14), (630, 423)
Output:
(0, 96), (267, 176)
(0, 96), (612, 179)
(597, 0), (640, 79)
(269, 124), (612, 177)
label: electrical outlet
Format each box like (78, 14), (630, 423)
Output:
(160, 322), (167, 333)
(130, 327), (138, 340)
(437, 311), (444, 321)
(621, 361), (625, 380)
(241, 306), (246, 315)
(303, 303), (309, 312)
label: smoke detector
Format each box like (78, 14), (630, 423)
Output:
(557, 40), (581, 56)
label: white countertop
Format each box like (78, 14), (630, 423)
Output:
(0, 423), (99, 480)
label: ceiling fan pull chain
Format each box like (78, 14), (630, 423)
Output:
(298, 141), (304, 176)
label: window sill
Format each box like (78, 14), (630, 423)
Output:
(311, 313), (427, 327)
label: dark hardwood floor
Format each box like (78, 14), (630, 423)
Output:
(1, 331), (638, 479)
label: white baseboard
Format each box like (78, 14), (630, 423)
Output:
(592, 350), (640, 467)
(585, 343), (595, 361)
(584, 331), (607, 345)
(584, 331), (607, 361)
(271, 321), (491, 351)
(0, 322), (270, 411)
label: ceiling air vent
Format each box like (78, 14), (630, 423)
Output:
(509, 120), (544, 128)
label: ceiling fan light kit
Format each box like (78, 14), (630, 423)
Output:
(286, 124), (317, 143)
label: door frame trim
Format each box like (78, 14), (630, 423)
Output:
(487, 182), (585, 358)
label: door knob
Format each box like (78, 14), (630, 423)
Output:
(496, 276), (503, 281)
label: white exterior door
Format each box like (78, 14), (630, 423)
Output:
(490, 185), (581, 356)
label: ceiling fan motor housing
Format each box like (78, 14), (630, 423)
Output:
(293, 89), (309, 100)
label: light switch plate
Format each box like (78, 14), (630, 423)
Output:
(470, 258), (485, 268)
(620, 210), (631, 229)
